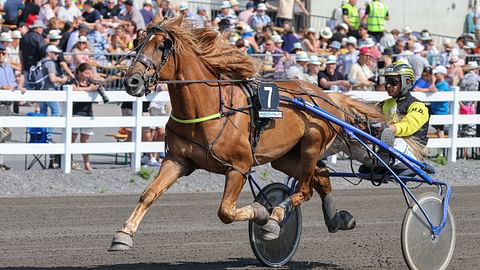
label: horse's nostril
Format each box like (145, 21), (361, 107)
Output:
(130, 78), (139, 86)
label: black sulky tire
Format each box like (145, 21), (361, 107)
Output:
(248, 182), (302, 267)
(401, 192), (456, 270)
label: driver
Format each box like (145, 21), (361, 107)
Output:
(364, 61), (430, 172)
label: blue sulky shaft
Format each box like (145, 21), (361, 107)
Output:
(285, 96), (451, 236)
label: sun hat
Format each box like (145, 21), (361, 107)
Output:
(256, 3), (267, 11)
(359, 46), (372, 56)
(77, 35), (88, 44)
(403, 26), (412, 34)
(220, 0), (231, 9)
(178, 2), (188, 10)
(229, 0), (239, 6)
(329, 40), (341, 50)
(319, 27), (333, 39)
(464, 61), (480, 71)
(46, 45), (62, 54)
(307, 27), (316, 34)
(30, 20), (47, 29)
(419, 32), (432, 41)
(325, 55), (338, 64)
(362, 37), (375, 48)
(143, 0), (153, 6)
(308, 55), (322, 66)
(0, 32), (12, 42)
(290, 42), (303, 52)
(413, 43), (425, 53)
(295, 51), (309, 62)
(271, 35), (283, 43)
(433, 65), (448, 75)
(443, 38), (453, 50)
(464, 41), (475, 49)
(11, 30), (22, 39)
(337, 23), (349, 32)
(197, 4), (207, 11)
(342, 36), (357, 46)
(47, 30), (62, 40)
(246, 2), (255, 9)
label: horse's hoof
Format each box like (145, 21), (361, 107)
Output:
(339, 210), (356, 230)
(251, 202), (269, 225)
(108, 231), (133, 252)
(260, 218), (280, 240)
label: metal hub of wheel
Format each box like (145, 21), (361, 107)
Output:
(249, 183), (302, 267)
(401, 192), (456, 270)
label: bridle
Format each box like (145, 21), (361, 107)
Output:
(127, 25), (175, 94)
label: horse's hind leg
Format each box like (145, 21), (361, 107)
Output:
(312, 163), (356, 233)
(217, 168), (269, 225)
(108, 159), (186, 251)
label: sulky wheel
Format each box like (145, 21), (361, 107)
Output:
(248, 183), (302, 267)
(401, 192), (456, 270)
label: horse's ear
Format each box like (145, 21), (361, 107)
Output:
(151, 12), (164, 25)
(172, 14), (183, 27)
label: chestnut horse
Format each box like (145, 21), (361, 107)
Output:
(108, 16), (384, 251)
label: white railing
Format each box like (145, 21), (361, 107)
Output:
(0, 86), (479, 173)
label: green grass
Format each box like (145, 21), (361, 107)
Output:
(432, 155), (448, 165)
(138, 167), (155, 180)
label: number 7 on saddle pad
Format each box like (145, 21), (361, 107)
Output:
(258, 83), (283, 118)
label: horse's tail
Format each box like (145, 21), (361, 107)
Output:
(327, 93), (384, 124)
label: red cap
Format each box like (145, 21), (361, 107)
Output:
(359, 47), (372, 56)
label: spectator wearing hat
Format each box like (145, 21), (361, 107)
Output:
(124, 0), (146, 30)
(20, 19), (46, 88)
(40, 45), (69, 140)
(38, 0), (59, 26)
(420, 32), (439, 66)
(331, 23), (348, 44)
(229, 0), (240, 16)
(0, 42), (20, 170)
(178, 2), (204, 28)
(249, 3), (271, 30)
(430, 65), (451, 138)
(464, 41), (476, 63)
(4, 0), (24, 26)
(318, 26), (332, 51)
(446, 55), (464, 87)
(43, 29), (75, 79)
(275, 0), (309, 27)
(57, 0), (81, 23)
(328, 40), (342, 56)
(305, 54), (321, 86)
(71, 35), (91, 70)
(439, 38), (458, 67)
(338, 36), (358, 78)
(399, 26), (416, 43)
(140, 0), (154, 25)
(349, 47), (375, 91)
(303, 27), (319, 53)
(238, 2), (255, 24)
(318, 55), (350, 91)
(412, 66), (435, 92)
(66, 23), (90, 52)
(6, 30), (21, 73)
(213, 1), (237, 32)
(286, 51), (309, 80)
(196, 5), (209, 27)
(459, 61), (480, 134)
(361, 0), (389, 42)
(408, 43), (429, 80)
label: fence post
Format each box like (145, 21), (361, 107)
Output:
(448, 87), (460, 162)
(132, 98), (143, 171)
(62, 85), (73, 173)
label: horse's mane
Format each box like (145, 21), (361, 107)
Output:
(153, 17), (257, 79)
(328, 93), (426, 159)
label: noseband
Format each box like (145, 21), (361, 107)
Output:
(129, 25), (175, 94)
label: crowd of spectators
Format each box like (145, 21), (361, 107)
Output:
(0, 0), (479, 170)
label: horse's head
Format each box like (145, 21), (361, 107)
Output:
(124, 17), (178, 97)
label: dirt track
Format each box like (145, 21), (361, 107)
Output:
(1, 186), (479, 270)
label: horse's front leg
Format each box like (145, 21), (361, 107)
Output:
(108, 159), (187, 251)
(218, 169), (269, 225)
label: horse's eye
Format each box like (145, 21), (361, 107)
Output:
(156, 43), (164, 51)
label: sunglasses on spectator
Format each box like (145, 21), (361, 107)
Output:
(385, 78), (401, 86)
(0, 51), (6, 55)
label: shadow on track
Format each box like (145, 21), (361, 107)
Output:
(0, 258), (344, 270)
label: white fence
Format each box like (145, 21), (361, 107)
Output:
(0, 86), (479, 173)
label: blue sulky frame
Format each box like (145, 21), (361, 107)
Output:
(281, 96), (452, 237)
